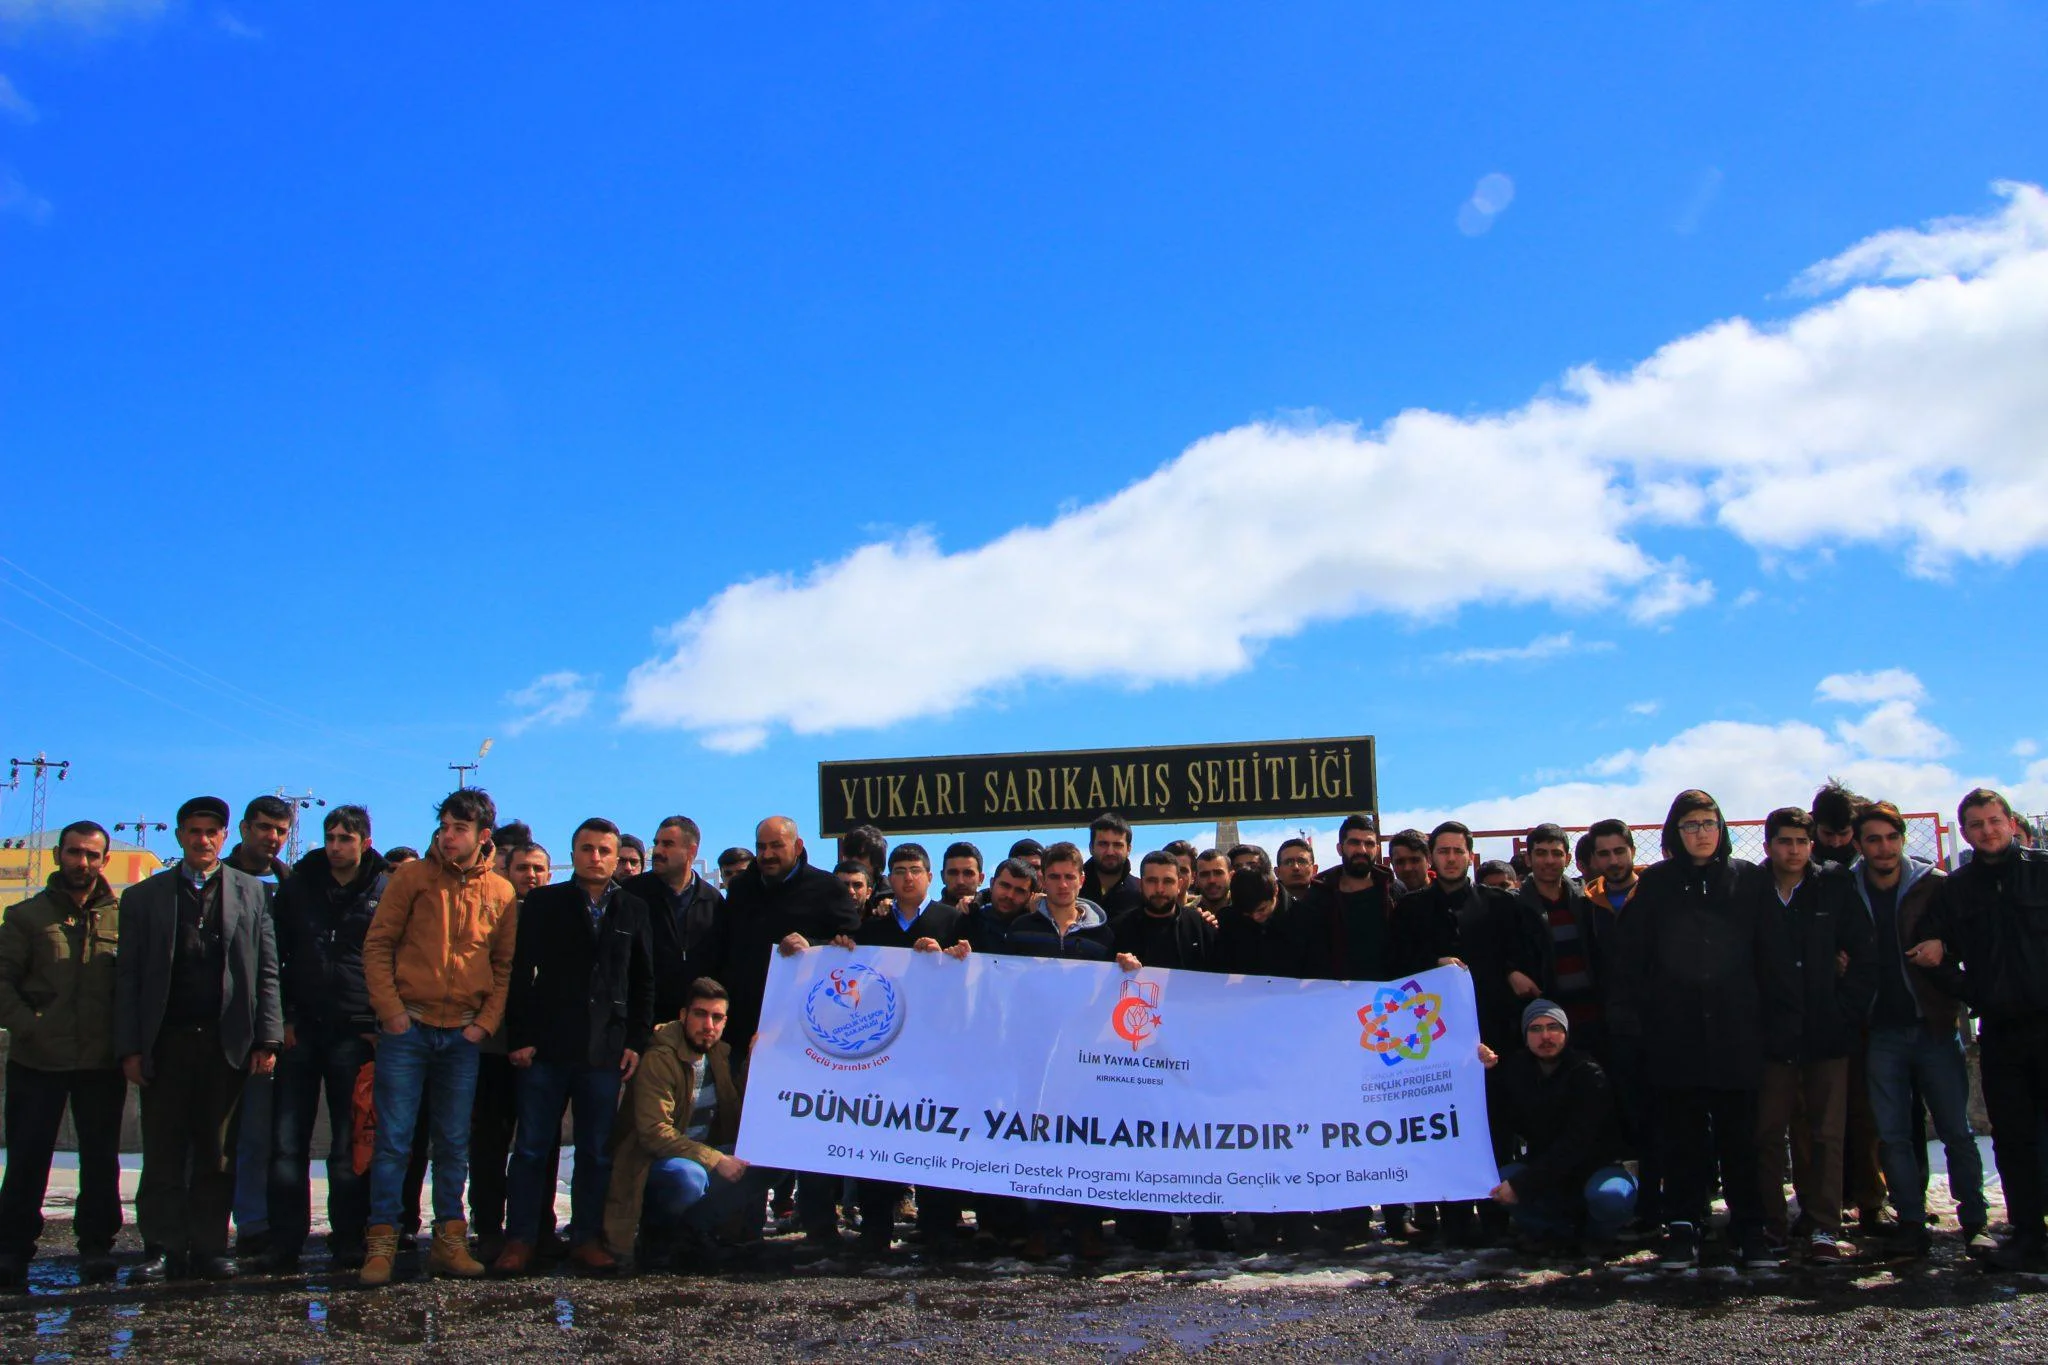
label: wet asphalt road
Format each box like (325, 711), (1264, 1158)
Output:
(7, 1219), (2048, 1362)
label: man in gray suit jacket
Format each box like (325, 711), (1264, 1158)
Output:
(115, 795), (284, 1282)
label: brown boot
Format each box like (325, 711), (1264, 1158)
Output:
(569, 1241), (619, 1275)
(359, 1225), (399, 1287)
(428, 1219), (485, 1278)
(491, 1239), (535, 1276)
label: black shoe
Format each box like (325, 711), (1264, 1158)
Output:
(1738, 1226), (1782, 1270)
(78, 1250), (118, 1284)
(233, 1229), (271, 1258)
(194, 1254), (238, 1281)
(1887, 1226), (1933, 1260)
(1656, 1222), (1700, 1272)
(131, 1251), (189, 1284)
(263, 1250), (303, 1274)
(0, 1255), (25, 1290)
(1982, 1234), (2048, 1272)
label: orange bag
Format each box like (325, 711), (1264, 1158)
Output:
(352, 1060), (377, 1176)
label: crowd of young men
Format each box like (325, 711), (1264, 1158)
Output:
(0, 779), (2042, 1289)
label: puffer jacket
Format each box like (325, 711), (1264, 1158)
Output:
(0, 874), (121, 1071)
(362, 841), (518, 1032)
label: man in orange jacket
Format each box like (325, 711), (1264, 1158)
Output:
(356, 787), (518, 1286)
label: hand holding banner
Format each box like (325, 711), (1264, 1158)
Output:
(738, 947), (1498, 1213)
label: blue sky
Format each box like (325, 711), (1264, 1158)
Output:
(3, 1), (2046, 867)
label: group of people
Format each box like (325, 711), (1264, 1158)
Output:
(0, 777), (2043, 1291)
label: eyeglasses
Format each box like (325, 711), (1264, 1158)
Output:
(1677, 820), (1719, 836)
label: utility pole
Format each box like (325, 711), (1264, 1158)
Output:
(6, 754), (71, 889)
(272, 787), (326, 863)
(114, 817), (168, 851)
(450, 737), (493, 789)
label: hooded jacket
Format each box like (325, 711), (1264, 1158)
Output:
(1918, 844), (2048, 1024)
(1743, 861), (1875, 1062)
(273, 848), (391, 1036)
(1608, 852), (1800, 1090)
(1849, 856), (1960, 1033)
(1215, 902), (1299, 977)
(601, 1018), (743, 1256)
(362, 840), (519, 1033)
(0, 873), (121, 1072)
(994, 897), (1116, 962)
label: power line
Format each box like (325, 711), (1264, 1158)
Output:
(114, 816), (169, 851)
(6, 754), (71, 889)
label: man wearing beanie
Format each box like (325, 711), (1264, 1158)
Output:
(1480, 999), (1636, 1252)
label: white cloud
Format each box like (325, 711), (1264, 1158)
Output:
(1437, 631), (1606, 666)
(1627, 700), (1661, 716)
(2015, 739), (2039, 759)
(0, 76), (38, 123)
(1816, 667), (1926, 705)
(1456, 172), (1516, 237)
(504, 670), (595, 736)
(213, 9), (259, 38)
(1792, 181), (2048, 294)
(626, 183), (2048, 750)
(1380, 679), (2046, 842)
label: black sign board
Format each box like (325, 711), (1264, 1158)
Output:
(818, 736), (1376, 838)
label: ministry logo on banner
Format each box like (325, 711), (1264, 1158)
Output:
(1356, 979), (1448, 1068)
(802, 963), (905, 1063)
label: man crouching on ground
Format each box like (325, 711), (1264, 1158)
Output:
(603, 978), (765, 1272)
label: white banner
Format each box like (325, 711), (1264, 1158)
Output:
(736, 947), (1497, 1213)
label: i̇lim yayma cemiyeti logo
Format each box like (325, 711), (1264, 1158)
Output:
(1110, 978), (1163, 1051)
(802, 963), (905, 1061)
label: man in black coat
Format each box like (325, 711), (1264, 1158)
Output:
(1748, 807), (1875, 1261)
(1288, 815), (1426, 985)
(1482, 1001), (1635, 1248)
(840, 843), (971, 1255)
(716, 814), (860, 1247)
(1420, 822), (1548, 1057)
(1912, 786), (2048, 1270)
(1080, 811), (1143, 919)
(1112, 851), (1226, 1252)
(1609, 791), (1798, 1273)
(623, 815), (726, 1026)
(266, 805), (390, 1271)
(496, 818), (653, 1275)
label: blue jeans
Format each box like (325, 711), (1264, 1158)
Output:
(1500, 1161), (1636, 1241)
(368, 1024), (480, 1228)
(1866, 1023), (1988, 1228)
(645, 1157), (770, 1240)
(507, 1061), (621, 1246)
(233, 1070), (274, 1237)
(268, 1029), (374, 1258)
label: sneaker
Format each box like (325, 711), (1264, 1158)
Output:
(1888, 1225), (1933, 1260)
(1739, 1226), (1781, 1270)
(1807, 1232), (1842, 1263)
(1981, 1234), (2048, 1273)
(1657, 1222), (1701, 1271)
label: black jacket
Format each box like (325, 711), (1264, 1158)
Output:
(994, 898), (1116, 962)
(1608, 856), (1799, 1090)
(506, 881), (655, 1069)
(1111, 904), (1218, 971)
(855, 900), (967, 950)
(963, 898), (1030, 955)
(717, 854), (860, 1047)
(1287, 868), (1431, 983)
(273, 848), (391, 1035)
(1744, 862), (1876, 1061)
(1919, 845), (2048, 1024)
(621, 870), (726, 1026)
(1424, 879), (1548, 1054)
(1082, 860), (1143, 919)
(1491, 1046), (1627, 1202)
(1216, 905), (1299, 977)
(1518, 879), (1603, 1003)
